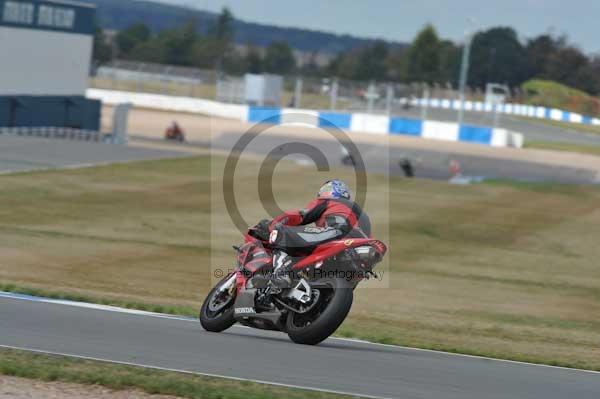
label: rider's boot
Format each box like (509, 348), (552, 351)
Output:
(250, 251), (293, 290)
(270, 250), (294, 289)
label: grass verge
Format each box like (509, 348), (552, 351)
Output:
(0, 348), (354, 399)
(524, 140), (600, 157)
(516, 115), (600, 136)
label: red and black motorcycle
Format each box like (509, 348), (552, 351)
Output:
(200, 226), (387, 345)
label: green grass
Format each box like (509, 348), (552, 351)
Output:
(522, 79), (600, 116)
(90, 77), (218, 100)
(524, 140), (600, 157)
(516, 115), (600, 136)
(1, 155), (600, 372)
(0, 348), (354, 399)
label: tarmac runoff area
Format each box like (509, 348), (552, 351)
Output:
(0, 135), (188, 174)
(2, 107), (599, 184)
(116, 106), (600, 184)
(1, 292), (599, 399)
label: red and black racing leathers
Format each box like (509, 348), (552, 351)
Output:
(267, 198), (371, 254)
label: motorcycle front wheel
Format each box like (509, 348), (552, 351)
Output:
(286, 277), (353, 345)
(199, 274), (237, 332)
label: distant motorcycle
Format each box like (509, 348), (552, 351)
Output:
(165, 122), (185, 142)
(200, 225), (387, 345)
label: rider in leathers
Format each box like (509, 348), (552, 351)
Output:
(255, 180), (371, 288)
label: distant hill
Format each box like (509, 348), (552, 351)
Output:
(81, 0), (407, 54)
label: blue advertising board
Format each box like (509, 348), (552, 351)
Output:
(0, 96), (101, 130)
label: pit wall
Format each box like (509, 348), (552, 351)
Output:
(0, 96), (100, 130)
(408, 97), (600, 126)
(87, 89), (523, 148)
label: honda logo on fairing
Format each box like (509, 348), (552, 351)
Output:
(235, 307), (255, 314)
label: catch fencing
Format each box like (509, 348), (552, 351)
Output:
(92, 61), (490, 114)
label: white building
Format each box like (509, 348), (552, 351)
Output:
(0, 0), (99, 129)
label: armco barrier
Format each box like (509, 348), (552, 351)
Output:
(459, 125), (493, 145)
(351, 113), (389, 134)
(250, 107), (518, 147)
(318, 112), (352, 129)
(280, 108), (319, 126)
(248, 107), (281, 124)
(406, 97), (600, 127)
(422, 120), (458, 142)
(86, 89), (523, 148)
(87, 89), (248, 121)
(389, 117), (422, 136)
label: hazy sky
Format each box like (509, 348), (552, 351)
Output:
(155, 0), (599, 54)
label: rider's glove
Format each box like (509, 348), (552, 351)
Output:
(254, 219), (272, 242)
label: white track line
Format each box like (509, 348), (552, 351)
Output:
(1, 291), (599, 375)
(0, 344), (389, 399)
(0, 292), (195, 322)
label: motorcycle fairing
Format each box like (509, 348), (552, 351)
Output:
(293, 238), (387, 270)
(237, 242), (272, 273)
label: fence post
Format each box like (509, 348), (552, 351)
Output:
(421, 84), (430, 121)
(330, 78), (338, 111)
(136, 63), (144, 92)
(294, 77), (303, 108)
(112, 103), (132, 144)
(365, 81), (377, 114)
(385, 83), (394, 115)
(216, 78), (221, 101)
(190, 71), (196, 97)
(230, 78), (236, 104)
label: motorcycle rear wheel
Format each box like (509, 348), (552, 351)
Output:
(286, 278), (353, 345)
(199, 274), (236, 332)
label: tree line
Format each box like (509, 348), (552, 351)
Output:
(328, 25), (600, 96)
(94, 8), (600, 96)
(94, 8), (296, 76)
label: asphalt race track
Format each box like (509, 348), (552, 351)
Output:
(0, 135), (185, 174)
(3, 129), (598, 184)
(1, 294), (599, 399)
(210, 132), (599, 184)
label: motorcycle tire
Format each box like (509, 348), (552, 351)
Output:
(199, 275), (236, 332)
(286, 277), (353, 345)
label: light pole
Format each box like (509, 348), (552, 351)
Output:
(457, 18), (479, 127)
(457, 30), (473, 127)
